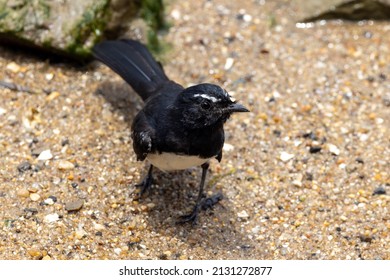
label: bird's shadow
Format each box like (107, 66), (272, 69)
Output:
(94, 81), (257, 259)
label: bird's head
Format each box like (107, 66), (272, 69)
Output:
(176, 83), (249, 129)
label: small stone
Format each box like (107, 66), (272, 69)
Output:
(224, 57), (234, 70)
(17, 161), (31, 172)
(43, 196), (57, 205)
(93, 222), (105, 231)
(327, 144), (340, 156)
(44, 213), (60, 223)
(46, 91), (60, 102)
(6, 62), (21, 73)
(251, 225), (261, 234)
(146, 203), (156, 210)
(292, 180), (303, 187)
(373, 186), (386, 196)
(359, 234), (373, 243)
(237, 210), (249, 219)
(243, 14), (252, 22)
(75, 227), (87, 239)
(170, 9), (181, 20)
(280, 152), (294, 162)
(42, 256), (51, 260)
(27, 248), (42, 259)
(309, 146), (322, 154)
(24, 208), (38, 215)
(17, 189), (30, 198)
(45, 73), (54, 81)
(37, 149), (53, 161)
(163, 250), (172, 257)
(30, 193), (40, 201)
(65, 199), (84, 212)
(223, 143), (235, 152)
(0, 107), (6, 115)
(340, 215), (348, 222)
(56, 160), (75, 170)
(114, 248), (122, 255)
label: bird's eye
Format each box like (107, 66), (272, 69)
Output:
(201, 100), (211, 110)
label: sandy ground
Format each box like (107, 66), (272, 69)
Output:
(0, 0), (389, 260)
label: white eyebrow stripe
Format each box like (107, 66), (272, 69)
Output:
(193, 94), (219, 103)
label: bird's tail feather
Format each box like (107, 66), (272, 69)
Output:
(92, 39), (169, 101)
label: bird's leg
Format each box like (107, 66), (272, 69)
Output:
(178, 162), (222, 224)
(135, 165), (154, 198)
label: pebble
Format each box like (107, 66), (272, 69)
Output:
(0, 107), (6, 115)
(251, 225), (261, 234)
(75, 227), (87, 239)
(237, 210), (249, 219)
(17, 188), (30, 198)
(45, 73), (54, 81)
(6, 62), (20, 73)
(44, 213), (59, 223)
(30, 193), (40, 202)
(280, 152), (294, 162)
(373, 186), (386, 196)
(46, 91), (60, 101)
(37, 149), (53, 161)
(223, 143), (235, 152)
(224, 57), (234, 70)
(43, 196), (56, 205)
(93, 222), (105, 231)
(327, 144), (340, 156)
(65, 199), (84, 211)
(56, 160), (75, 170)
(114, 248), (122, 255)
(17, 161), (31, 172)
(309, 146), (322, 154)
(27, 248), (43, 259)
(340, 215), (348, 222)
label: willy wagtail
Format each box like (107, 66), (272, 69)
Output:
(93, 39), (249, 223)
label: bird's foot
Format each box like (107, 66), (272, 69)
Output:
(134, 174), (153, 199)
(177, 193), (223, 225)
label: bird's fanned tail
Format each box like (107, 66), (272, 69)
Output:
(92, 40), (169, 101)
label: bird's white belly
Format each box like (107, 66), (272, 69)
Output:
(146, 153), (210, 171)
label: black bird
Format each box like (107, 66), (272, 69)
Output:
(93, 39), (249, 223)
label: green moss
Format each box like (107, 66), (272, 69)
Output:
(140, 0), (169, 54)
(66, 0), (110, 59)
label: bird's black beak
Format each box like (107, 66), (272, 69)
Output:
(228, 102), (249, 113)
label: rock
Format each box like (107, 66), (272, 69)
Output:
(327, 144), (340, 156)
(373, 186), (386, 195)
(224, 57), (234, 70)
(0, 0), (141, 61)
(223, 143), (235, 152)
(93, 222), (105, 231)
(75, 226), (87, 239)
(17, 161), (32, 172)
(280, 152), (295, 162)
(56, 160), (75, 170)
(65, 199), (84, 212)
(298, 0), (390, 23)
(6, 62), (21, 73)
(27, 248), (43, 259)
(237, 210), (249, 219)
(44, 213), (60, 223)
(309, 146), (322, 154)
(43, 197), (56, 205)
(37, 149), (53, 161)
(17, 189), (30, 198)
(30, 193), (41, 202)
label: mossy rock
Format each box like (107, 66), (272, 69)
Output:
(297, 0), (390, 22)
(0, 0), (164, 61)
